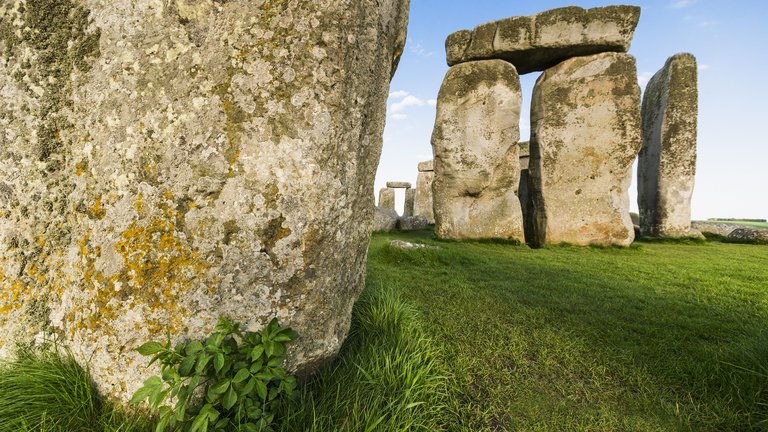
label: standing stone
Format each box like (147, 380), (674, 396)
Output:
(530, 52), (641, 246)
(446, 6), (641, 73)
(431, 60), (525, 241)
(373, 207), (399, 232)
(386, 181), (412, 189)
(638, 53), (702, 238)
(414, 160), (435, 224)
(378, 188), (396, 211)
(403, 189), (415, 216)
(0, 0), (409, 401)
(517, 142), (535, 243)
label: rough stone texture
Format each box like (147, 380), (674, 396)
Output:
(386, 181), (411, 188)
(396, 215), (428, 231)
(417, 159), (434, 172)
(0, 0), (409, 401)
(414, 171), (435, 224)
(726, 228), (768, 245)
(389, 240), (441, 250)
(446, 5), (641, 74)
(378, 188), (396, 211)
(692, 221), (767, 237)
(630, 212), (640, 225)
(373, 207), (399, 232)
(403, 188), (415, 216)
(529, 52), (641, 246)
(431, 60), (524, 241)
(638, 53), (702, 239)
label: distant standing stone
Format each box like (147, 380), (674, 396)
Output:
(414, 170), (435, 224)
(529, 52), (641, 246)
(446, 6), (641, 74)
(418, 160), (434, 172)
(403, 189), (416, 216)
(378, 188), (396, 211)
(432, 60), (525, 241)
(638, 53), (703, 239)
(386, 181), (412, 189)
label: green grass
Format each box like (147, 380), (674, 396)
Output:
(707, 219), (768, 229)
(367, 230), (768, 431)
(0, 347), (151, 432)
(2, 231), (766, 431)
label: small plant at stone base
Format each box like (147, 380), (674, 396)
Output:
(131, 317), (298, 432)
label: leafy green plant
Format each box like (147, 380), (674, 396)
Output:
(131, 318), (298, 432)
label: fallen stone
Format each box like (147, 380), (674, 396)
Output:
(446, 5), (641, 74)
(529, 52), (641, 246)
(432, 60), (525, 241)
(373, 207), (400, 232)
(403, 189), (416, 216)
(386, 181), (412, 188)
(0, 0), (410, 401)
(692, 221), (766, 237)
(414, 170), (435, 224)
(638, 53), (702, 239)
(378, 188), (396, 211)
(397, 215), (429, 231)
(726, 228), (768, 245)
(389, 240), (442, 250)
(418, 160), (434, 172)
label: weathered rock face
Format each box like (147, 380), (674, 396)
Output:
(414, 171), (435, 224)
(517, 142), (535, 243)
(446, 6), (640, 74)
(431, 60), (525, 241)
(638, 53), (702, 238)
(378, 187), (396, 211)
(0, 0), (409, 401)
(417, 160), (434, 172)
(691, 221), (740, 237)
(403, 189), (415, 216)
(726, 228), (768, 245)
(529, 52), (641, 246)
(397, 215), (428, 231)
(386, 181), (411, 189)
(373, 207), (399, 232)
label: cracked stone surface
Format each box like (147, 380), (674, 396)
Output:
(0, 0), (409, 401)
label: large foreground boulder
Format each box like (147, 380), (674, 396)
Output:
(446, 5), (641, 73)
(373, 207), (399, 232)
(431, 60), (525, 241)
(0, 0), (409, 400)
(529, 52), (641, 246)
(638, 53), (702, 238)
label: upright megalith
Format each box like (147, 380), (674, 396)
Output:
(517, 142), (535, 243)
(414, 160), (435, 224)
(403, 189), (416, 216)
(0, 0), (410, 401)
(529, 52), (642, 246)
(446, 5), (641, 73)
(378, 188), (396, 211)
(638, 53), (702, 238)
(432, 60), (525, 241)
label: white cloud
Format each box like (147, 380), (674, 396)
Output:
(390, 113), (408, 121)
(671, 0), (696, 8)
(427, 99), (437, 107)
(637, 71), (654, 89)
(391, 95), (427, 113)
(698, 64), (710, 71)
(408, 41), (435, 58)
(389, 90), (409, 99)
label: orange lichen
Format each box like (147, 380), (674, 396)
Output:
(0, 267), (27, 316)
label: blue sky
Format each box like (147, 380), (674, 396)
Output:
(376, 0), (768, 220)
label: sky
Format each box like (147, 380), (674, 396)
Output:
(375, 0), (768, 220)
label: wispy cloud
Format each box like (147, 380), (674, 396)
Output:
(671, 0), (697, 9)
(389, 90), (409, 99)
(698, 64), (711, 71)
(637, 71), (654, 89)
(391, 95), (427, 113)
(427, 99), (437, 107)
(386, 91), (436, 122)
(408, 40), (435, 58)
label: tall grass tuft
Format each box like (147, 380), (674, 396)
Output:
(278, 286), (450, 431)
(0, 346), (151, 432)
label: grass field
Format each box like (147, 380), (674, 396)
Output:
(366, 230), (768, 431)
(707, 220), (768, 229)
(2, 231), (766, 431)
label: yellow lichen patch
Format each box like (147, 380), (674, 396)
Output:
(89, 196), (106, 219)
(74, 160), (88, 176)
(0, 267), (27, 316)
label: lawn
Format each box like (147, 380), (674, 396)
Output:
(366, 230), (768, 431)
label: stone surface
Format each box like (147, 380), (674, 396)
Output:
(726, 228), (768, 245)
(431, 60), (525, 241)
(389, 240), (442, 250)
(373, 207), (399, 232)
(692, 221), (766, 238)
(414, 171), (435, 224)
(0, 0), (409, 401)
(396, 215), (429, 231)
(638, 53), (702, 239)
(386, 181), (412, 189)
(529, 52), (641, 246)
(446, 6), (641, 74)
(403, 189), (415, 216)
(417, 160), (434, 172)
(378, 188), (396, 211)
(630, 212), (640, 225)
